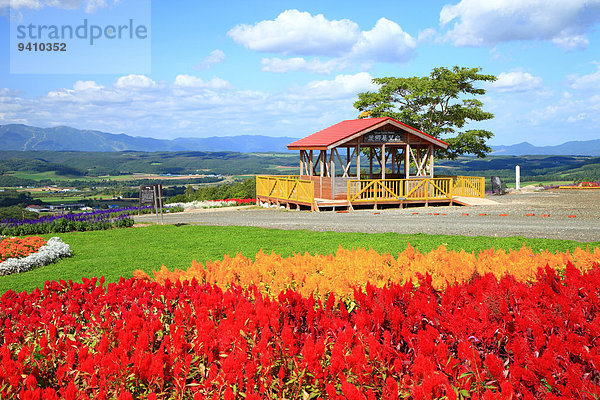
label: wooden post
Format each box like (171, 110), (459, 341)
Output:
(429, 145), (434, 177)
(319, 150), (324, 177)
(357, 145), (361, 179)
(309, 150), (314, 177)
(369, 147), (373, 178)
(404, 144), (410, 178)
(381, 144), (386, 180)
(330, 150), (335, 177)
(299, 150), (304, 176)
(346, 147), (350, 177)
(331, 152), (335, 199)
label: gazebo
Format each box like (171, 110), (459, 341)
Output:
(257, 117), (484, 211)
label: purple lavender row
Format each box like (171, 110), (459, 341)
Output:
(0, 205), (153, 228)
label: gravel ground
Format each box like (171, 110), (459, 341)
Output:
(135, 189), (600, 242)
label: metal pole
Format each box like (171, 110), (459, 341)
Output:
(516, 165), (520, 190)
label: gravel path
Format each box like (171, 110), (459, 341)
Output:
(135, 189), (600, 242)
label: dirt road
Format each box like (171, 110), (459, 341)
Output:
(135, 189), (600, 242)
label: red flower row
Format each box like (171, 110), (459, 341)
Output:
(1, 263), (599, 399)
(0, 236), (47, 262)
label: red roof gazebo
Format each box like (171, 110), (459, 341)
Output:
(257, 117), (482, 211)
(288, 117), (448, 182)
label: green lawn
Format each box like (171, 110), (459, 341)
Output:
(1, 225), (599, 294)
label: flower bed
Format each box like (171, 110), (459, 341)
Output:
(134, 244), (600, 298)
(0, 237), (71, 276)
(0, 206), (155, 236)
(168, 198), (256, 211)
(0, 236), (47, 262)
(1, 264), (600, 398)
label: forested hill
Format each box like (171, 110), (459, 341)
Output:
(2, 123), (599, 155)
(0, 124), (297, 153)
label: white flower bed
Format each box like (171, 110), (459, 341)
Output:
(0, 237), (71, 276)
(168, 200), (238, 211)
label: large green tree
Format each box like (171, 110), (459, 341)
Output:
(354, 66), (496, 159)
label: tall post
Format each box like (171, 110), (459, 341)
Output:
(429, 145), (434, 177)
(309, 150), (314, 176)
(516, 165), (520, 190)
(404, 144), (410, 178)
(369, 147), (373, 178)
(381, 144), (386, 180)
(357, 145), (361, 179)
(346, 147), (350, 178)
(319, 150), (324, 177)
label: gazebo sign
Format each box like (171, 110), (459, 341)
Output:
(363, 131), (405, 143)
(139, 184), (164, 224)
(139, 185), (155, 205)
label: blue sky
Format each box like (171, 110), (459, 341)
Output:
(2, 0), (600, 146)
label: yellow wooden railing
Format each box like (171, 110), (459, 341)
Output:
(257, 175), (483, 206)
(256, 175), (314, 204)
(347, 178), (454, 202)
(451, 176), (485, 198)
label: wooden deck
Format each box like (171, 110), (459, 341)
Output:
(257, 175), (485, 211)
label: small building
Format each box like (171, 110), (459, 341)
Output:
(49, 204), (86, 212)
(257, 117), (484, 211)
(25, 205), (50, 213)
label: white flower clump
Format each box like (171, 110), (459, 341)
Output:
(168, 200), (237, 210)
(0, 237), (71, 276)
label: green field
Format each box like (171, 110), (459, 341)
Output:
(31, 192), (115, 201)
(1, 225), (598, 294)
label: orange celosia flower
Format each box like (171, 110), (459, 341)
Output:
(134, 244), (600, 299)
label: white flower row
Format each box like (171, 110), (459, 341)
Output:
(167, 200), (238, 210)
(0, 237), (71, 276)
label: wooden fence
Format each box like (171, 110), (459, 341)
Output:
(256, 175), (314, 204)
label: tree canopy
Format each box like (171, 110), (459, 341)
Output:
(354, 66), (496, 159)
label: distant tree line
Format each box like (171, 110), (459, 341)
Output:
(167, 177), (256, 203)
(0, 190), (43, 221)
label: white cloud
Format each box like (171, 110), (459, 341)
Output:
(174, 75), (233, 90)
(261, 57), (341, 74)
(349, 18), (416, 63)
(196, 49), (226, 70)
(1, 0), (43, 10)
(417, 28), (437, 43)
(289, 72), (377, 100)
(568, 66), (600, 90)
(490, 71), (543, 93)
(0, 73), (376, 138)
(567, 112), (588, 122)
(114, 74), (156, 89)
(1, 0), (116, 12)
(84, 0), (105, 13)
(229, 10), (416, 73)
(227, 9), (359, 57)
(73, 80), (103, 91)
(45, 0), (81, 10)
(440, 0), (600, 49)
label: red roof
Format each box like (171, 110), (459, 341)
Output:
(287, 117), (448, 150)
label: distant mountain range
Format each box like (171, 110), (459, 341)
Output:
(1, 124), (599, 155)
(0, 124), (298, 153)
(491, 140), (600, 156)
